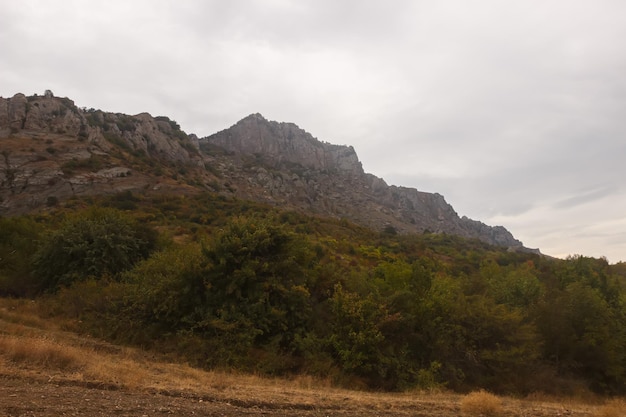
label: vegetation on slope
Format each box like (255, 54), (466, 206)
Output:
(1, 191), (625, 395)
(2, 297), (616, 417)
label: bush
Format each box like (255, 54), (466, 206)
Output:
(46, 196), (59, 207)
(122, 243), (205, 335)
(0, 216), (43, 296)
(105, 190), (140, 210)
(199, 216), (315, 351)
(61, 155), (105, 174)
(32, 207), (158, 291)
(460, 390), (503, 416)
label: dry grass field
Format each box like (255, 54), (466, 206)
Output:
(0, 298), (621, 416)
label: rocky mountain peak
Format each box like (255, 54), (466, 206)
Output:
(205, 113), (363, 175)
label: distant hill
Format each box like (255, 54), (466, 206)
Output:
(0, 91), (533, 251)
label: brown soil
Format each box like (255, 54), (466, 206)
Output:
(0, 375), (441, 417)
(0, 371), (602, 417)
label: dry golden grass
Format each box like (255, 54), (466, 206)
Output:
(594, 398), (626, 417)
(460, 390), (503, 416)
(0, 297), (622, 417)
(0, 334), (85, 370)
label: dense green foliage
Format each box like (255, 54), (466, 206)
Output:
(32, 207), (158, 291)
(1, 192), (625, 394)
(0, 216), (42, 296)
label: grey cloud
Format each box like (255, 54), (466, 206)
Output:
(2, 0), (626, 261)
(553, 186), (619, 210)
(182, 0), (416, 48)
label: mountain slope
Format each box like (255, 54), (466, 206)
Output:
(1, 92), (528, 250)
(203, 113), (526, 249)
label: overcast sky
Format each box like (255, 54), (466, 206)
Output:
(2, 1), (625, 262)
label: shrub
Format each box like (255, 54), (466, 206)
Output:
(122, 243), (205, 335)
(416, 361), (444, 390)
(0, 216), (43, 297)
(105, 190), (139, 210)
(199, 216), (315, 351)
(61, 154), (104, 174)
(46, 196), (59, 207)
(460, 390), (503, 416)
(32, 207), (158, 291)
(103, 131), (131, 152)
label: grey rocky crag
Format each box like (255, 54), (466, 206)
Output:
(0, 92), (202, 213)
(203, 113), (525, 249)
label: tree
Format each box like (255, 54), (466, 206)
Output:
(32, 207), (158, 291)
(198, 216), (315, 352)
(123, 243), (205, 334)
(537, 281), (626, 392)
(327, 284), (390, 382)
(483, 260), (543, 308)
(0, 216), (43, 296)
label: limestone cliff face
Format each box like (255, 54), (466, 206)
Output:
(0, 92), (200, 162)
(203, 114), (524, 249)
(0, 92), (202, 214)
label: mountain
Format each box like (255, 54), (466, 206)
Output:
(0, 92), (530, 250)
(203, 113), (526, 249)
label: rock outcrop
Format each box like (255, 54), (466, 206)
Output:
(0, 92), (203, 214)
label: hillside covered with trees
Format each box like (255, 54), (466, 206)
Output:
(1, 191), (625, 395)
